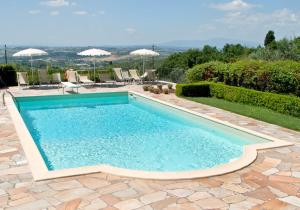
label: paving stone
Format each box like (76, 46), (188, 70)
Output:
(54, 188), (94, 202)
(140, 191), (167, 205)
(244, 187), (276, 201)
(222, 194), (246, 204)
(196, 197), (227, 209)
(166, 189), (194, 198)
(279, 196), (300, 207)
(222, 183), (250, 193)
(97, 183), (129, 195)
(269, 175), (300, 183)
(84, 198), (108, 210)
(0, 189), (6, 197)
(150, 197), (177, 210)
(100, 194), (121, 205)
(6, 199), (51, 210)
(262, 168), (279, 176)
(78, 177), (110, 189)
(291, 172), (300, 178)
(187, 191), (211, 202)
(113, 188), (138, 198)
(267, 186), (288, 198)
(49, 180), (82, 191)
(58, 198), (81, 210)
(209, 187), (234, 198)
(114, 199), (144, 210)
(252, 199), (289, 210)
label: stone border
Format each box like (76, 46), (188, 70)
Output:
(6, 91), (293, 181)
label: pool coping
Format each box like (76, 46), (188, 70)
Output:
(6, 91), (293, 181)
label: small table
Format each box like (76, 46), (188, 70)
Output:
(61, 82), (80, 94)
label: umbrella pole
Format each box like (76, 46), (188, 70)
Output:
(142, 56), (145, 75)
(94, 58), (96, 84)
(30, 56), (34, 86)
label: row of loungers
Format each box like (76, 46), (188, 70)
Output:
(17, 68), (157, 92)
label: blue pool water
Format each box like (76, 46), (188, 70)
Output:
(16, 92), (267, 172)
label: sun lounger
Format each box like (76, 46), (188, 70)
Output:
(52, 73), (62, 84)
(78, 74), (93, 85)
(99, 73), (116, 86)
(66, 70), (79, 83)
(142, 69), (157, 83)
(38, 70), (51, 86)
(113, 68), (125, 83)
(122, 71), (133, 83)
(61, 82), (80, 94)
(129, 69), (142, 84)
(17, 72), (29, 88)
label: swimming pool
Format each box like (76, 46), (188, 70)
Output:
(9, 91), (291, 180)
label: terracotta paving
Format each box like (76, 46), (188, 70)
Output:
(0, 84), (300, 210)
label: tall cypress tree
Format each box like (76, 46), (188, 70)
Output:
(264, 30), (276, 48)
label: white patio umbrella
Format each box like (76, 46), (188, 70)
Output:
(130, 49), (160, 74)
(13, 48), (48, 83)
(77, 48), (111, 83)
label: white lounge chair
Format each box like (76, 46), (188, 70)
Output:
(38, 70), (50, 86)
(142, 69), (157, 83)
(113, 68), (125, 83)
(78, 74), (93, 85)
(67, 70), (79, 83)
(129, 69), (142, 84)
(99, 73), (116, 86)
(17, 72), (29, 89)
(61, 82), (80, 94)
(52, 73), (62, 84)
(122, 70), (133, 83)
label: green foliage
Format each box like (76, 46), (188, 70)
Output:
(0, 65), (17, 88)
(176, 82), (300, 117)
(186, 61), (228, 83)
(157, 45), (251, 81)
(176, 83), (211, 97)
(264, 30), (276, 48)
(186, 60), (300, 96)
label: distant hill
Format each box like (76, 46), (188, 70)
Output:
(160, 38), (260, 49)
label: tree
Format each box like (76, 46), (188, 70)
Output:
(264, 30), (276, 48)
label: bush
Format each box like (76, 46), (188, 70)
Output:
(186, 60), (300, 96)
(186, 61), (228, 83)
(176, 82), (300, 117)
(0, 65), (17, 88)
(176, 83), (211, 97)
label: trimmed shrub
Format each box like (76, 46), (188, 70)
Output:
(186, 60), (300, 96)
(176, 82), (300, 117)
(0, 65), (17, 88)
(176, 83), (211, 97)
(186, 61), (228, 83)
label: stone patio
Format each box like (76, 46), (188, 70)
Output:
(0, 84), (300, 210)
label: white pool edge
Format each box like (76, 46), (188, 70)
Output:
(6, 91), (293, 181)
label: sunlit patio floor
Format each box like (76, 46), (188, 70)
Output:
(1, 84), (300, 210)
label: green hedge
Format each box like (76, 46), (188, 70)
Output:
(176, 82), (300, 117)
(0, 65), (17, 88)
(186, 60), (300, 96)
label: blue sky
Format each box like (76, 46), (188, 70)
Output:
(0, 0), (299, 46)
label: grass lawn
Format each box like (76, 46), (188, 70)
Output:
(185, 97), (300, 131)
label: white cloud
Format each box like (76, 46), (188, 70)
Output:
(125, 28), (136, 34)
(41, 0), (69, 7)
(73, 11), (88, 15)
(211, 0), (257, 11)
(28, 10), (41, 15)
(50, 11), (59, 16)
(217, 8), (299, 27)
